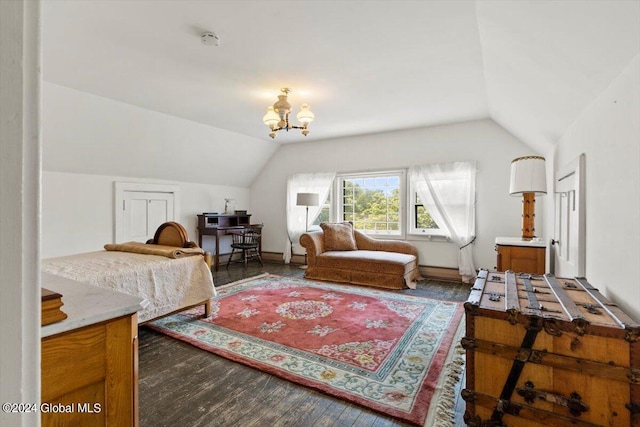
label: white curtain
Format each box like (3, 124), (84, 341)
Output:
(409, 161), (477, 283)
(284, 172), (336, 263)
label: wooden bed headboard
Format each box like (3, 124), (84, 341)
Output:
(147, 222), (198, 248)
(146, 222), (212, 268)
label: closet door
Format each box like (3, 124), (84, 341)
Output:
(122, 191), (174, 243)
(114, 182), (180, 243)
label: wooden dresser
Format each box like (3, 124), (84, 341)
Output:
(495, 236), (546, 275)
(41, 273), (146, 427)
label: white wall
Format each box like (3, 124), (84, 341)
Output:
(41, 81), (280, 259)
(250, 119), (541, 271)
(555, 55), (640, 321)
(0, 1), (40, 425)
(43, 82), (277, 188)
(42, 171), (250, 258)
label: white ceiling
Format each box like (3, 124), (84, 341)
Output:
(42, 0), (639, 152)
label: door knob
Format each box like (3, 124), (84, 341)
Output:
(551, 239), (560, 245)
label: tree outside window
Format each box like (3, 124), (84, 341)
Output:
(339, 174), (402, 235)
(414, 194), (438, 230)
(312, 192), (331, 225)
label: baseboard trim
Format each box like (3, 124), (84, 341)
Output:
(261, 252), (306, 265)
(419, 266), (462, 283)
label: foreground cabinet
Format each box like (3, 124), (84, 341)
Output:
(41, 273), (144, 427)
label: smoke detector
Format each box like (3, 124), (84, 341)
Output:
(201, 31), (220, 46)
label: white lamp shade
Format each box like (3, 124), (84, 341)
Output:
(509, 156), (547, 195)
(263, 107), (279, 127)
(296, 192), (320, 207)
(297, 104), (314, 124)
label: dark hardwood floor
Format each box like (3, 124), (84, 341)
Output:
(138, 262), (471, 427)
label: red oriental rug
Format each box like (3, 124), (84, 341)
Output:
(148, 274), (464, 426)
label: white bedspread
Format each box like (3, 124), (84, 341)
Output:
(42, 251), (216, 323)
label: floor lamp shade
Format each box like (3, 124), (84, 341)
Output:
(509, 156), (546, 239)
(297, 192), (320, 236)
(296, 193), (320, 207)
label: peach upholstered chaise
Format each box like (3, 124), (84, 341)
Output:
(299, 222), (422, 290)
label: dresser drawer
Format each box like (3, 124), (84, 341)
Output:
(42, 322), (106, 402)
(41, 315), (137, 426)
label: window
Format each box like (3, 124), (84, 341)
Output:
(409, 192), (444, 236)
(312, 190), (331, 226)
(337, 171), (404, 236)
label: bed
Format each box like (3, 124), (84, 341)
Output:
(42, 222), (216, 323)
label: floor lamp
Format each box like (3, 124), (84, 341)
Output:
(296, 192), (320, 267)
(509, 156), (547, 240)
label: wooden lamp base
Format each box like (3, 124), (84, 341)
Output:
(521, 192), (536, 239)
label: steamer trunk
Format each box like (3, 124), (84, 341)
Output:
(462, 270), (640, 427)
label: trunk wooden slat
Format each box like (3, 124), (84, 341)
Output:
(462, 270), (640, 427)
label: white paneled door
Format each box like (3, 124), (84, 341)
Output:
(122, 191), (175, 243)
(553, 154), (585, 277)
(114, 182), (180, 243)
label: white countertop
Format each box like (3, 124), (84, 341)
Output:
(495, 236), (547, 248)
(41, 273), (148, 338)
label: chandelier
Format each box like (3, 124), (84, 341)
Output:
(262, 88), (314, 139)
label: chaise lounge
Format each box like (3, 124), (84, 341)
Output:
(299, 222), (422, 290)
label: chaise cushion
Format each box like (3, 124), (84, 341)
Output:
(316, 250), (416, 276)
(320, 222), (357, 251)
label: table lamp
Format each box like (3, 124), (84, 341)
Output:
(296, 192), (320, 232)
(509, 156), (547, 239)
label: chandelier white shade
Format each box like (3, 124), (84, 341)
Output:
(263, 88), (314, 139)
(509, 156), (547, 195)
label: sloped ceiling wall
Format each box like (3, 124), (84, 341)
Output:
(476, 0), (639, 154)
(41, 1), (640, 186)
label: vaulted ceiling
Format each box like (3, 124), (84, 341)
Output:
(42, 0), (639, 155)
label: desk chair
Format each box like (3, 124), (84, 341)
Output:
(226, 228), (263, 268)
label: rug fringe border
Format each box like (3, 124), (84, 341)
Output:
(425, 318), (466, 427)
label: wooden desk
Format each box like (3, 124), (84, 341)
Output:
(197, 214), (262, 271)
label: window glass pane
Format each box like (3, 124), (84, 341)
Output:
(340, 173), (401, 235)
(312, 192), (332, 226)
(314, 207), (330, 224)
(416, 205), (439, 229)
